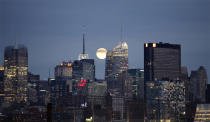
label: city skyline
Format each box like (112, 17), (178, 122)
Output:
(0, 0), (209, 80)
(0, 1), (210, 121)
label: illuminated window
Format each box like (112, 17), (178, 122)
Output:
(153, 43), (156, 47)
(145, 43), (148, 47)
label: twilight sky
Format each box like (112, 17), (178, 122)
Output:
(0, 0), (210, 80)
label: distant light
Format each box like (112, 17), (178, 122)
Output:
(0, 66), (4, 70)
(60, 63), (63, 66)
(81, 102), (87, 108)
(67, 63), (72, 67)
(145, 43), (148, 47)
(153, 43), (156, 48)
(86, 116), (92, 122)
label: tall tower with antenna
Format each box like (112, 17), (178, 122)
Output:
(105, 24), (128, 94)
(78, 25), (89, 60)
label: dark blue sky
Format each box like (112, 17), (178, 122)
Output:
(0, 0), (209, 80)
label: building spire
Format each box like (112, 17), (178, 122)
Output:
(78, 25), (89, 60)
(82, 25), (86, 54)
(120, 24), (123, 42)
(49, 68), (51, 78)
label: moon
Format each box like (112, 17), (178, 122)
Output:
(96, 48), (107, 59)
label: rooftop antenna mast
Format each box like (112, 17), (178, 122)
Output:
(78, 25), (89, 60)
(120, 24), (123, 42)
(82, 25), (86, 54)
(49, 68), (51, 78)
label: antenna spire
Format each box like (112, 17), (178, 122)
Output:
(120, 24), (123, 42)
(82, 25), (86, 54)
(49, 68), (51, 78)
(78, 25), (89, 60)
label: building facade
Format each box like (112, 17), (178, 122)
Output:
(144, 42), (183, 121)
(28, 72), (40, 105)
(105, 41), (128, 93)
(3, 45), (28, 103)
(119, 69), (144, 100)
(146, 80), (185, 121)
(72, 59), (95, 95)
(194, 104), (210, 121)
(54, 61), (72, 80)
(144, 42), (181, 82)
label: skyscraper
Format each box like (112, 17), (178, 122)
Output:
(117, 69), (144, 99)
(72, 59), (95, 95)
(28, 72), (40, 105)
(54, 61), (73, 80)
(126, 69), (144, 100)
(144, 42), (181, 81)
(105, 41), (128, 93)
(190, 66), (208, 103)
(54, 61), (73, 95)
(144, 42), (182, 121)
(0, 66), (4, 104)
(146, 80), (185, 121)
(4, 45), (28, 103)
(206, 84), (210, 104)
(72, 26), (95, 95)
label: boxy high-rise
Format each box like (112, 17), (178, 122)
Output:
(144, 42), (181, 81)
(4, 45), (28, 103)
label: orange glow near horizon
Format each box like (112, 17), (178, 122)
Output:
(67, 63), (72, 67)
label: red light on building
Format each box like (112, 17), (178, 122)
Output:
(78, 79), (87, 87)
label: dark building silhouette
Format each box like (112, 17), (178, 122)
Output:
(190, 66), (208, 103)
(126, 99), (145, 122)
(144, 42), (181, 81)
(144, 42), (183, 121)
(50, 79), (69, 104)
(0, 66), (4, 104)
(28, 72), (40, 105)
(127, 69), (144, 100)
(4, 45), (28, 103)
(206, 84), (210, 104)
(179, 67), (196, 121)
(119, 69), (144, 100)
(28, 72), (40, 82)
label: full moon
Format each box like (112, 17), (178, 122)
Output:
(96, 48), (107, 59)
